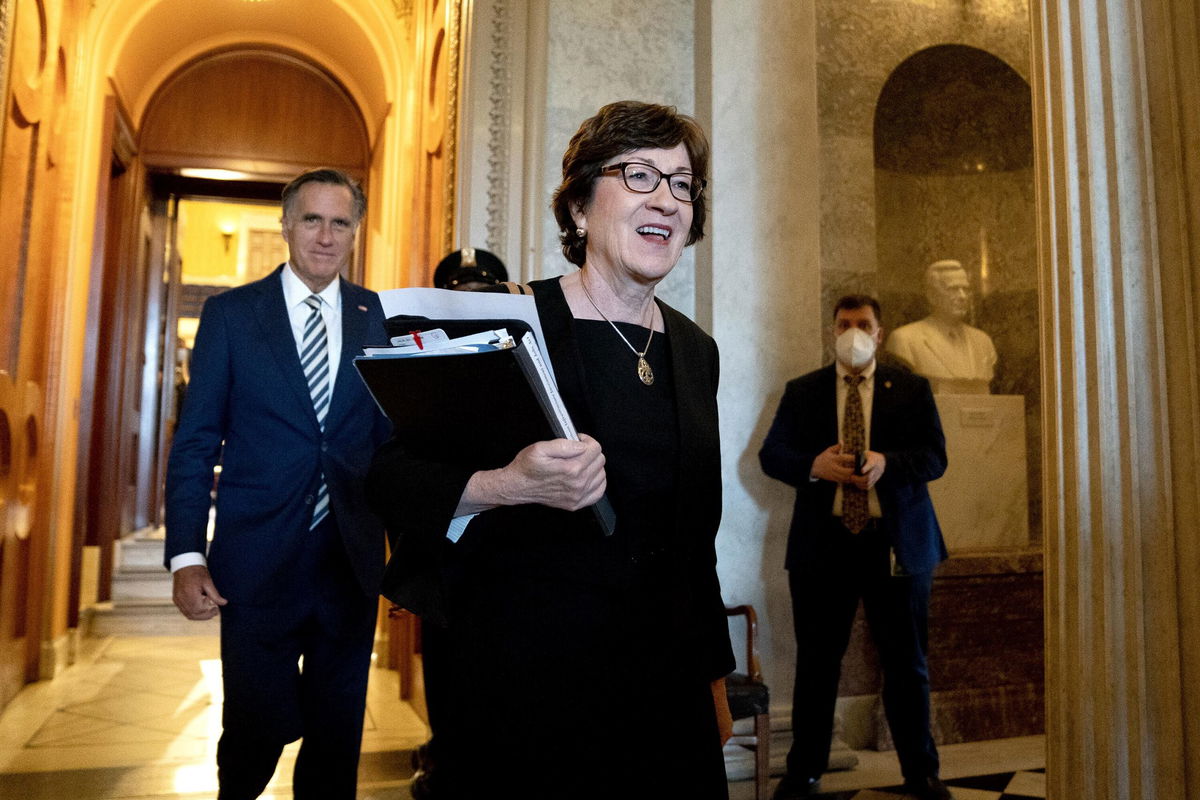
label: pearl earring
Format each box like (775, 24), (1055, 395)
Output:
(576, 228), (586, 238)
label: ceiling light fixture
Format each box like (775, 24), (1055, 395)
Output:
(179, 168), (254, 181)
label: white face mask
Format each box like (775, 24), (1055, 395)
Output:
(835, 327), (877, 370)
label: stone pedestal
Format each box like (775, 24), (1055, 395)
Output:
(929, 394), (1028, 552)
(836, 552), (1044, 749)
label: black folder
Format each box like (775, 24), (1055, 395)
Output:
(355, 317), (616, 535)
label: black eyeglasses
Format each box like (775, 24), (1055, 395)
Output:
(599, 162), (706, 203)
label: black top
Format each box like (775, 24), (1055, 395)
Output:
(575, 319), (677, 567)
(367, 279), (732, 798)
(370, 276), (733, 682)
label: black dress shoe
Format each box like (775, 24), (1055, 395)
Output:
(410, 742), (439, 800)
(410, 769), (434, 800)
(772, 774), (822, 799)
(903, 775), (953, 800)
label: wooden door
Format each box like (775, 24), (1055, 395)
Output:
(0, 0), (68, 705)
(0, 375), (35, 708)
(79, 158), (150, 600)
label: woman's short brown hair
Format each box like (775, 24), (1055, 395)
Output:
(551, 101), (709, 267)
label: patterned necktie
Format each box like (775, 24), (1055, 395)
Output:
(842, 374), (869, 533)
(302, 295), (330, 529)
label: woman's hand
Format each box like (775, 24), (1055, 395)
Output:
(711, 677), (733, 745)
(456, 433), (607, 514)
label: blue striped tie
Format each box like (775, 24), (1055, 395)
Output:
(302, 295), (330, 529)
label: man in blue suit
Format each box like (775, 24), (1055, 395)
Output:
(165, 168), (390, 799)
(759, 295), (952, 800)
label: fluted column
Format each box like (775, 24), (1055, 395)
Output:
(1032, 1), (1200, 797)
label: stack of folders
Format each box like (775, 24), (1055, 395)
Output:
(354, 319), (616, 535)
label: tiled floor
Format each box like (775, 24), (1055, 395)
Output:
(784, 769), (1046, 800)
(0, 626), (427, 799)
(734, 738), (1046, 800)
(0, 625), (1045, 799)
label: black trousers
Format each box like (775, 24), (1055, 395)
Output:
(215, 516), (377, 800)
(415, 616), (449, 785)
(786, 518), (939, 783)
(432, 558), (728, 800)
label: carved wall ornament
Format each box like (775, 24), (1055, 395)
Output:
(391, 0), (413, 20)
(484, 0), (511, 254)
(441, 0), (462, 256)
(0, 0), (12, 143)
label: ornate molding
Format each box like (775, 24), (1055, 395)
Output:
(442, 0), (462, 256)
(391, 0), (414, 42)
(0, 0), (12, 141)
(390, 0), (413, 20)
(483, 0), (512, 255)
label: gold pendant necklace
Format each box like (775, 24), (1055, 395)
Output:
(579, 275), (656, 385)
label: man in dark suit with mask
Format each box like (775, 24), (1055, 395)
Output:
(759, 294), (952, 800)
(165, 168), (390, 799)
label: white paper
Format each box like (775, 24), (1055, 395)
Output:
(378, 288), (553, 383)
(366, 328), (511, 356)
(388, 328), (452, 349)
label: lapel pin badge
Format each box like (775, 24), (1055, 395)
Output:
(357, 304), (368, 312)
(884, 380), (892, 389)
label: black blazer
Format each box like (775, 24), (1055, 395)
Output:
(759, 362), (948, 575)
(368, 276), (734, 680)
(165, 266), (392, 602)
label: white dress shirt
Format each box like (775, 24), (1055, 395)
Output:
(281, 263), (343, 395)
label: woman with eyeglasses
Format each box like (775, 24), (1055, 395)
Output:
(368, 101), (733, 799)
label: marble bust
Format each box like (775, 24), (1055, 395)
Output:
(886, 259), (997, 394)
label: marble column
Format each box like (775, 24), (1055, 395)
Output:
(1032, 1), (1200, 797)
(708, 0), (824, 735)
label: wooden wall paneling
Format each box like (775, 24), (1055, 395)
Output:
(0, 0), (60, 698)
(0, 372), (20, 708)
(152, 199), (183, 530)
(70, 95), (121, 625)
(0, 0), (46, 375)
(15, 378), (40, 683)
(86, 159), (143, 600)
(0, 9), (39, 688)
(129, 197), (162, 532)
(0, 0), (13, 156)
(139, 50), (369, 179)
(412, 0), (455, 286)
(113, 161), (149, 580)
(0, 376), (42, 695)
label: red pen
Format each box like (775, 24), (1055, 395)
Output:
(410, 330), (424, 350)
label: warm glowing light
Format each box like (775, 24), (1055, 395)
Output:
(219, 221), (237, 252)
(979, 225), (991, 297)
(173, 763), (217, 794)
(179, 168), (253, 181)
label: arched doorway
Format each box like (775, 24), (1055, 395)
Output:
(76, 48), (373, 602)
(3, 0), (466, 700)
(871, 42), (1045, 747)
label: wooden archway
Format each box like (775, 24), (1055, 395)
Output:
(139, 48), (369, 179)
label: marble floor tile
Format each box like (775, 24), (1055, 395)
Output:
(1002, 769), (1046, 797)
(0, 628), (1044, 800)
(940, 788), (1004, 800)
